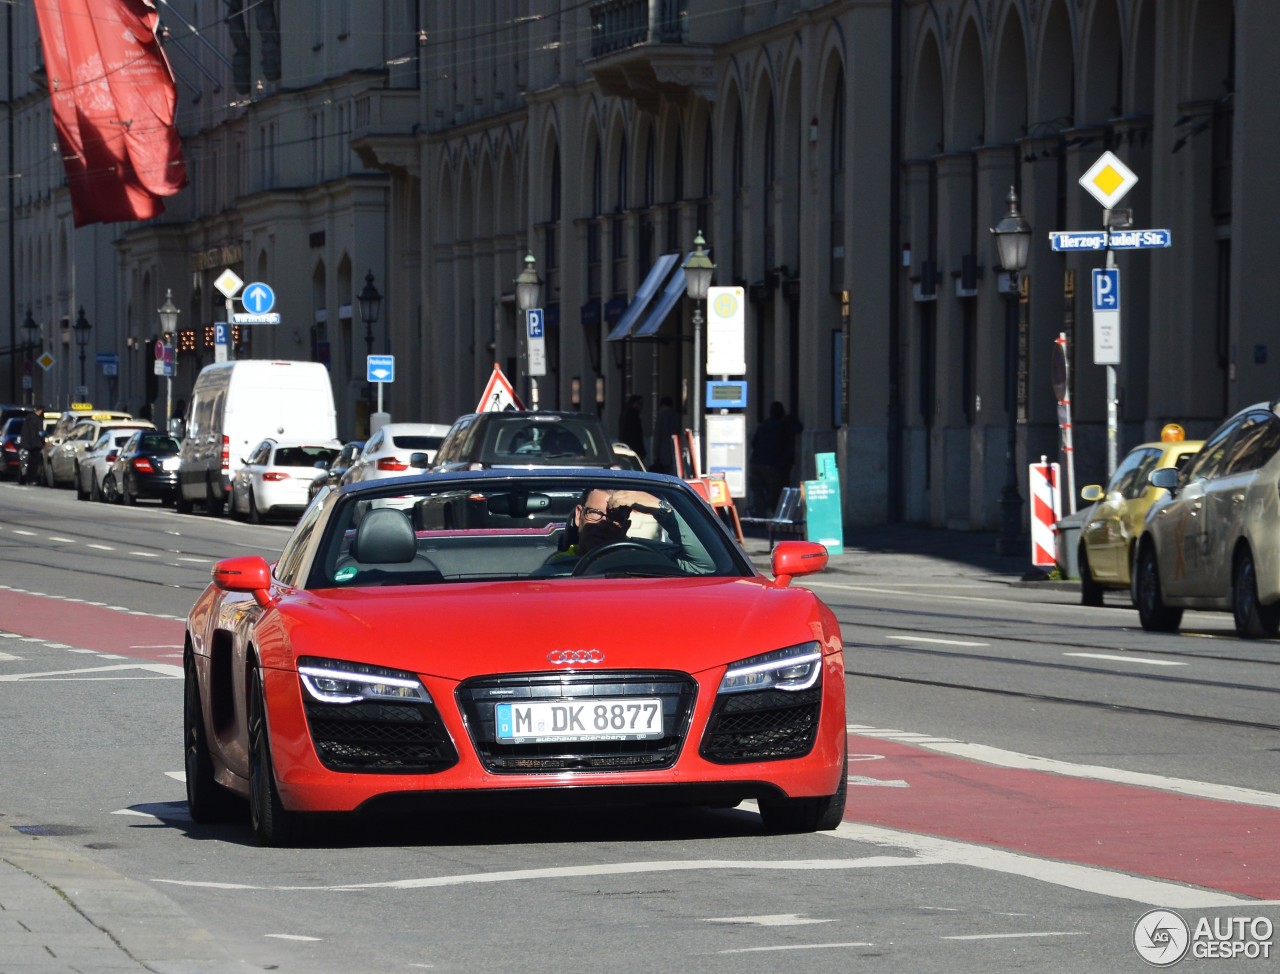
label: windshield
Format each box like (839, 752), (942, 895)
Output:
(306, 477), (750, 588)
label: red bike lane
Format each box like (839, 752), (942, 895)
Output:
(0, 589), (185, 661)
(843, 733), (1280, 901)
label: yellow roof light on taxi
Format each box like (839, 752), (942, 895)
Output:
(1160, 423), (1185, 442)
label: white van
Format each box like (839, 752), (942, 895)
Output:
(177, 360), (337, 515)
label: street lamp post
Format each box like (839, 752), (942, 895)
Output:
(158, 289), (180, 429)
(515, 253), (542, 410)
(682, 231), (715, 477)
(358, 270), (382, 421)
(990, 186), (1032, 556)
(73, 306), (91, 399)
(22, 308), (38, 405)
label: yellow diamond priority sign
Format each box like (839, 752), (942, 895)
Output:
(1079, 151), (1138, 209)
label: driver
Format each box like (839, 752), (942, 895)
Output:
(542, 487), (713, 574)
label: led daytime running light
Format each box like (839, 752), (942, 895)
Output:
(298, 662), (429, 704)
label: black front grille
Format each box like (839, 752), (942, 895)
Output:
(457, 671), (697, 773)
(303, 699), (458, 774)
(699, 686), (822, 763)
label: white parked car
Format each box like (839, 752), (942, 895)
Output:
(76, 429), (145, 502)
(341, 422), (451, 485)
(230, 438), (342, 523)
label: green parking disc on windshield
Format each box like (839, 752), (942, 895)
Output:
(334, 566), (357, 582)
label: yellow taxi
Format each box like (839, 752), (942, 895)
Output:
(1077, 424), (1202, 606)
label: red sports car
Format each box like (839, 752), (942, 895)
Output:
(184, 468), (846, 845)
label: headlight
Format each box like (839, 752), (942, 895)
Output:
(717, 641), (823, 695)
(297, 656), (431, 705)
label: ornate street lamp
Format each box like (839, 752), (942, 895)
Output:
(682, 231), (715, 474)
(158, 289), (181, 427)
(358, 270), (382, 414)
(515, 253), (542, 409)
(990, 186), (1032, 555)
(73, 306), (92, 394)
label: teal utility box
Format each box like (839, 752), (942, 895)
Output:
(805, 453), (844, 553)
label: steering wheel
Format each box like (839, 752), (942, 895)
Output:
(572, 540), (661, 576)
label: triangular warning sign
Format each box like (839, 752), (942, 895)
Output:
(476, 363), (526, 413)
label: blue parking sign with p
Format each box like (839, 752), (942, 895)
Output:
(214, 322), (228, 345)
(1092, 268), (1120, 311)
(527, 308), (544, 338)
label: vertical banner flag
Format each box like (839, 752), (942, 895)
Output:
(34, 0), (188, 227)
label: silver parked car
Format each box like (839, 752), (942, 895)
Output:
(341, 423), (450, 485)
(1135, 401), (1280, 638)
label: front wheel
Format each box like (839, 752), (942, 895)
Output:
(758, 751), (848, 834)
(1078, 546), (1104, 607)
(248, 665), (300, 846)
(1135, 543), (1182, 633)
(1232, 550), (1280, 639)
(184, 653), (240, 823)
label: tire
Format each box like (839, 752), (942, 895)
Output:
(184, 653), (240, 823)
(1078, 546), (1104, 607)
(44, 459), (56, 488)
(248, 664), (300, 846)
(248, 488), (263, 524)
(758, 750), (848, 834)
(206, 478), (225, 517)
(175, 485), (194, 514)
(1135, 542), (1183, 633)
(121, 476), (136, 505)
(103, 473), (121, 504)
(1232, 549), (1280, 639)
(89, 472), (102, 502)
(74, 465), (88, 500)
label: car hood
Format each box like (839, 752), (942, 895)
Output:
(274, 578), (829, 679)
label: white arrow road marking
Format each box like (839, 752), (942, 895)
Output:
(0, 662), (183, 681)
(155, 857), (929, 892)
(848, 775), (909, 788)
(706, 914), (835, 926)
(1063, 652), (1186, 666)
(0, 651), (24, 661)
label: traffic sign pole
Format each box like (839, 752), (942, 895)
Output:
(1105, 238), (1119, 477)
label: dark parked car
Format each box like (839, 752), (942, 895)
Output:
(307, 439), (365, 504)
(432, 411), (620, 472)
(0, 416), (26, 479)
(105, 431), (182, 505)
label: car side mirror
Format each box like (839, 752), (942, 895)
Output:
(770, 541), (829, 587)
(1080, 484), (1103, 503)
(409, 452), (430, 468)
(1148, 467), (1179, 495)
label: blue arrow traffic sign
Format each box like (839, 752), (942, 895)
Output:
(1092, 268), (1120, 312)
(367, 354), (395, 383)
(242, 282), (276, 314)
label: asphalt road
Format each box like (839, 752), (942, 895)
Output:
(1, 481), (1278, 973)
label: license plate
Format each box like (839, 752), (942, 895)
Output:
(495, 697), (663, 743)
(161, 457), (180, 472)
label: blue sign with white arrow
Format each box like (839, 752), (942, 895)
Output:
(1092, 268), (1120, 311)
(367, 354), (395, 384)
(242, 282), (276, 315)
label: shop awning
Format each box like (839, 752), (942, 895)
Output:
(631, 251), (694, 338)
(604, 252), (681, 341)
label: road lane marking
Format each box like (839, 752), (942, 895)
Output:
(265, 934), (322, 942)
(0, 651), (23, 661)
(849, 775), (909, 788)
(11, 529), (35, 536)
(848, 726), (1280, 808)
(940, 932), (1086, 941)
(87, 544), (115, 551)
(1063, 652), (1186, 666)
(716, 942), (875, 954)
(154, 857), (930, 892)
(0, 662), (182, 682)
(827, 823), (1260, 908)
(887, 634), (989, 647)
(130, 551), (159, 557)
(706, 915), (835, 926)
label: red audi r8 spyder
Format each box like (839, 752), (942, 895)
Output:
(184, 468), (846, 845)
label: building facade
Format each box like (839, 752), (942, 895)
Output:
(2, 0), (1274, 530)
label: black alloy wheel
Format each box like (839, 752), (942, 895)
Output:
(248, 488), (264, 524)
(1135, 543), (1183, 633)
(184, 652), (240, 823)
(1232, 549), (1280, 639)
(758, 749), (848, 834)
(248, 664), (299, 846)
(1078, 546), (1104, 607)
(103, 472), (121, 504)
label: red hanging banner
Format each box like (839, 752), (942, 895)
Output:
(34, 0), (187, 227)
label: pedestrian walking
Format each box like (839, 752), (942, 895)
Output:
(18, 407), (44, 484)
(750, 401), (803, 515)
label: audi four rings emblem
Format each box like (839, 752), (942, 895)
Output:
(547, 649), (605, 665)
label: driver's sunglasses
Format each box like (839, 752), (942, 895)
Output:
(581, 505), (628, 525)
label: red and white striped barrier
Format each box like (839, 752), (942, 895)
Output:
(1028, 460), (1061, 567)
